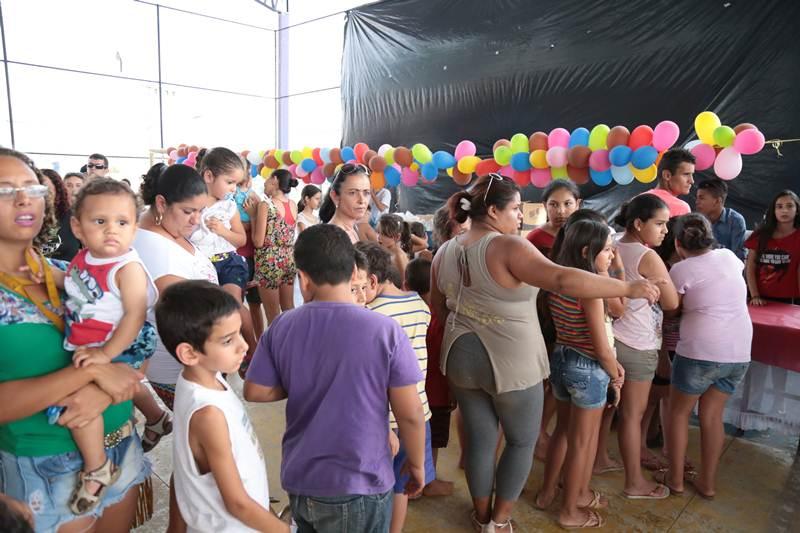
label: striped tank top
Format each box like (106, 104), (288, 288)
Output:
(548, 292), (596, 358)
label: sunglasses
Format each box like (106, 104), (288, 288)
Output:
(86, 163), (107, 169)
(0, 184), (49, 200)
(483, 173), (512, 203)
(334, 163), (369, 182)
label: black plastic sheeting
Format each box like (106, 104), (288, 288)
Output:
(342, 0), (800, 225)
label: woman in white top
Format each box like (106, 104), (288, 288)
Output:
(296, 184), (321, 233)
(318, 163), (372, 244)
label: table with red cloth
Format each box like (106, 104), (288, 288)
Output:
(724, 302), (800, 451)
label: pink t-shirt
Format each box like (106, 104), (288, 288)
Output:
(669, 249), (752, 363)
(641, 188), (690, 218)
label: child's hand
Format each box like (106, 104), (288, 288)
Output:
(244, 197), (258, 218)
(73, 346), (113, 368)
(401, 462), (425, 498)
(613, 362), (626, 387)
(17, 246), (46, 283)
(206, 217), (224, 235)
(388, 430), (400, 457)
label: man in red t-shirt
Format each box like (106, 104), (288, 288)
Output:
(641, 148), (695, 218)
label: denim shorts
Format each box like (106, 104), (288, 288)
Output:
(671, 354), (750, 396)
(392, 421), (436, 494)
(550, 345), (611, 409)
(211, 252), (249, 291)
(290, 490), (392, 533)
(0, 428), (150, 532)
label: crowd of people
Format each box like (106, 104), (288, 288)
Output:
(0, 145), (797, 532)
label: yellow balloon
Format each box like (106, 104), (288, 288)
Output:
(446, 167), (454, 177)
(385, 148), (396, 166)
(410, 162), (419, 171)
(551, 166), (568, 179)
(260, 166), (272, 178)
(530, 149), (548, 169)
(632, 163), (657, 183)
(695, 111), (721, 146)
(302, 146), (313, 159)
(457, 155), (481, 174)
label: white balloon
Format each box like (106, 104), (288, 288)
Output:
(246, 151), (261, 165)
(683, 140), (702, 151)
(378, 144), (393, 156)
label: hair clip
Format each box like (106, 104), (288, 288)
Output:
(459, 197), (471, 211)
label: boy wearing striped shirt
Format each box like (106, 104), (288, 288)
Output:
(356, 242), (436, 533)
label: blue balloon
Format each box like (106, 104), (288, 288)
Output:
(432, 150), (456, 169)
(569, 127), (590, 148)
(421, 162), (438, 181)
(176, 156), (187, 164)
(611, 164), (634, 185)
(340, 146), (355, 162)
(320, 148), (331, 164)
(300, 158), (317, 172)
(385, 165), (401, 187)
(511, 152), (532, 171)
(609, 145), (632, 167)
(590, 168), (613, 186)
(630, 146), (658, 170)
(251, 164), (258, 177)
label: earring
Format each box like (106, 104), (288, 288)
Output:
(155, 211), (163, 226)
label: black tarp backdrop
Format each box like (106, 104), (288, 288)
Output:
(341, 0), (800, 225)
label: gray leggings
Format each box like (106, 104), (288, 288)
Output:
(447, 333), (543, 501)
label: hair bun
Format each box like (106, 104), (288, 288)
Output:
(290, 178), (299, 188)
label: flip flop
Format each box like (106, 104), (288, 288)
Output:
(559, 509), (605, 530)
(578, 489), (608, 510)
(623, 483), (670, 500)
(684, 471), (715, 500)
(653, 470), (684, 495)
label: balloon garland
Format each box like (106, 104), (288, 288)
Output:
(165, 112), (765, 189)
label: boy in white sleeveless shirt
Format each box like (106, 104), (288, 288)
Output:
(155, 280), (289, 533)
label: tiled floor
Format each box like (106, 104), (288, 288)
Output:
(135, 374), (800, 532)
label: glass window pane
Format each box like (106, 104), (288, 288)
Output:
(3, 0), (158, 80)
(157, 0), (278, 29)
(161, 85), (275, 151)
(286, 88), (341, 148)
(285, 16), (344, 96)
(160, 10), (275, 96)
(9, 64), (161, 157)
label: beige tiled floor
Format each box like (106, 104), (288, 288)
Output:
(135, 374), (799, 532)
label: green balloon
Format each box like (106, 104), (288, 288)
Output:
(385, 147), (395, 166)
(713, 125), (736, 148)
(510, 133), (529, 154)
(494, 145), (512, 166)
(589, 124), (610, 151)
(412, 143), (432, 164)
(290, 150), (303, 164)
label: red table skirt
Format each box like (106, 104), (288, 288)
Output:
(749, 302), (800, 373)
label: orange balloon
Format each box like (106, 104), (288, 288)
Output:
(529, 132), (549, 151)
(322, 162), (337, 177)
(363, 150), (377, 165)
(177, 147), (188, 157)
(282, 151), (293, 166)
(188, 145), (199, 153)
(607, 126), (630, 148)
(452, 167), (471, 185)
(567, 146), (591, 168)
(166, 146), (176, 155)
(370, 171), (385, 190)
(369, 156), (387, 172)
(733, 123), (757, 134)
(493, 139), (511, 152)
(394, 147), (413, 167)
(567, 165), (589, 184)
(265, 155), (279, 168)
(329, 148), (343, 164)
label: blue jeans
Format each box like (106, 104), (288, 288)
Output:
(550, 345), (611, 409)
(672, 354), (750, 396)
(290, 491), (392, 533)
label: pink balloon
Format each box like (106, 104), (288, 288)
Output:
(588, 149), (611, 172)
(295, 165), (309, 178)
(714, 147), (742, 180)
(690, 143), (716, 171)
(652, 120), (680, 152)
(288, 163), (298, 176)
(168, 150), (178, 160)
(186, 150), (198, 161)
(310, 167), (325, 184)
(500, 164), (513, 176)
(454, 140), (477, 160)
(733, 128), (765, 155)
(530, 168), (552, 188)
(546, 146), (568, 168)
(401, 167), (419, 187)
(548, 128), (570, 148)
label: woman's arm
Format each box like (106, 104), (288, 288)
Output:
(638, 250), (679, 311)
(745, 251), (765, 305)
(505, 238), (660, 303)
(252, 202), (269, 248)
(297, 220), (307, 233)
(582, 297), (620, 379)
(605, 249), (627, 317)
(430, 247), (449, 324)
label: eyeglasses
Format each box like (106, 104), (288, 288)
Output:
(0, 184), (49, 200)
(86, 163), (107, 169)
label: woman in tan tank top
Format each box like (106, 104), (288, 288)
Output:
(430, 174), (659, 532)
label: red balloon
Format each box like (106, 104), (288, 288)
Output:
(363, 150), (377, 165)
(312, 148), (323, 165)
(733, 123), (757, 134)
(475, 158), (502, 177)
(567, 146), (591, 168)
(282, 151), (293, 166)
(393, 147), (413, 167)
(567, 165), (589, 184)
(329, 148), (343, 164)
(354, 142), (370, 163)
(628, 125), (654, 150)
(512, 169), (531, 187)
(493, 139), (511, 152)
(607, 126), (630, 149)
(529, 132), (548, 151)
(452, 167), (471, 186)
(369, 155), (387, 172)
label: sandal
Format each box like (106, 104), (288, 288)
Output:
(142, 411), (173, 453)
(653, 470), (684, 495)
(684, 471), (715, 500)
(483, 518), (513, 532)
(578, 489), (608, 510)
(471, 510), (488, 532)
(559, 509), (605, 530)
(69, 458), (121, 515)
(623, 483), (670, 500)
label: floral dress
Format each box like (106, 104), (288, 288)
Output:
(254, 200), (297, 289)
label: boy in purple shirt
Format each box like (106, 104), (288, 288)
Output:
(244, 224), (426, 533)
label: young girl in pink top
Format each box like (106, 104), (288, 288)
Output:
(612, 194), (679, 500)
(657, 214), (752, 499)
